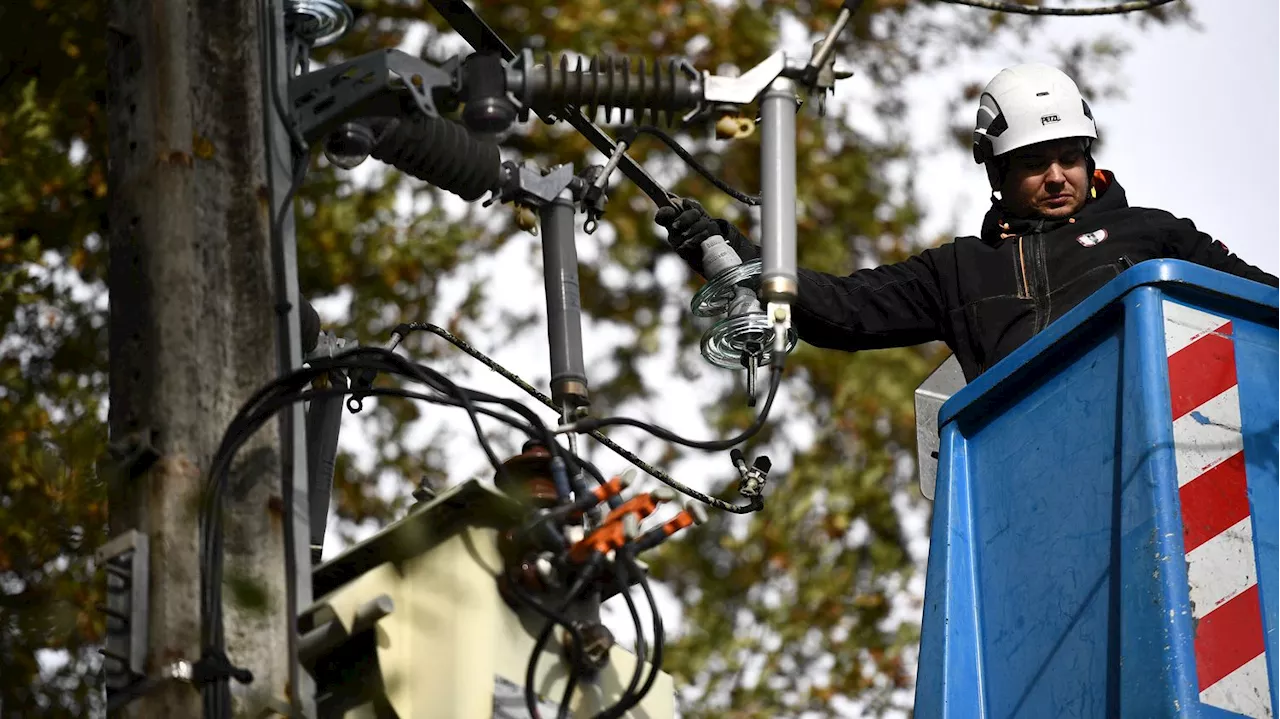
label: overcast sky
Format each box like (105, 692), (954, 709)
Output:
(1095, 0), (1278, 274)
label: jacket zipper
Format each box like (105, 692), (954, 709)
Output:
(1018, 237), (1030, 298)
(1026, 227), (1050, 332)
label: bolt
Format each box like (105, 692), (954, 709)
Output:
(535, 554), (558, 586)
(514, 204), (538, 233)
(412, 479), (437, 503)
(568, 622), (615, 672)
(165, 660), (194, 682)
(622, 514), (641, 540)
(686, 501), (709, 525)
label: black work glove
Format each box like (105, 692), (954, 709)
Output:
(655, 198), (759, 278)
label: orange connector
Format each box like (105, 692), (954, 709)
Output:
(566, 470), (635, 521)
(633, 501), (709, 553)
(602, 486), (674, 526)
(567, 487), (679, 564)
(568, 513), (642, 564)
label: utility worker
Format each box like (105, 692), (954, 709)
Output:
(656, 63), (1278, 381)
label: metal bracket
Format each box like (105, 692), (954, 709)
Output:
(500, 162), (578, 207)
(702, 51), (853, 111)
(297, 594), (394, 667)
(105, 429), (161, 481)
(307, 331), (352, 360)
(303, 331), (353, 562)
(96, 529), (150, 692)
(289, 49), (453, 144)
(731, 452), (772, 499)
(914, 354), (966, 501)
(494, 162), (615, 235)
(703, 52), (788, 106)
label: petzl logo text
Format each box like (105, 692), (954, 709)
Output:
(1040, 114), (1061, 125)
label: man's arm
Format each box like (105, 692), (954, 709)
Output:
(655, 199), (952, 351)
(1158, 214), (1278, 287)
(794, 246), (951, 351)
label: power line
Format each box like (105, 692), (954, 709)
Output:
(934, 0), (1178, 16)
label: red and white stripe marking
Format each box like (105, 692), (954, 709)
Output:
(1164, 300), (1272, 718)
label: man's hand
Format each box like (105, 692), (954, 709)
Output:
(655, 199), (759, 278)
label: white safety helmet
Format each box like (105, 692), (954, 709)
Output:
(972, 64), (1098, 186)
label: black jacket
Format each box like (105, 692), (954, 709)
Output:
(793, 171), (1279, 381)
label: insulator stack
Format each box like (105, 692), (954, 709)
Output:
(509, 53), (702, 126)
(366, 114), (502, 201)
(283, 0), (353, 47)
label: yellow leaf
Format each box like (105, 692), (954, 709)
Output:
(193, 133), (215, 160)
(89, 166), (107, 198)
(853, 593), (886, 609)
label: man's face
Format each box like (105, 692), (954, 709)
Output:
(998, 138), (1089, 219)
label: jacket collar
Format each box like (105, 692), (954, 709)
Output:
(980, 170), (1126, 243)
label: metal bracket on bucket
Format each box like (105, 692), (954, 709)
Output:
(914, 354), (966, 500)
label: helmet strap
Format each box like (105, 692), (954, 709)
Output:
(985, 156), (1009, 193)
(1082, 140), (1098, 200)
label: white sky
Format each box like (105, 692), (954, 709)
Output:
(314, 3), (1279, 716)
(1096, 0), (1278, 274)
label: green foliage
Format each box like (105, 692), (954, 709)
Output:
(1, 0), (110, 715)
(0, 0), (1190, 716)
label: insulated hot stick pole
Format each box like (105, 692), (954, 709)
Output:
(539, 191), (598, 529)
(538, 184), (595, 529)
(758, 78), (799, 357)
(538, 183), (595, 512)
(491, 162), (593, 418)
(539, 189), (590, 416)
(488, 161), (605, 532)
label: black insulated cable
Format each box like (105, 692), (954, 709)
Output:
(936, 0), (1177, 15)
(560, 364), (784, 452)
(617, 125), (760, 206)
(389, 321), (767, 512)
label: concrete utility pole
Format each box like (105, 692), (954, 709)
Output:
(105, 0), (305, 714)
